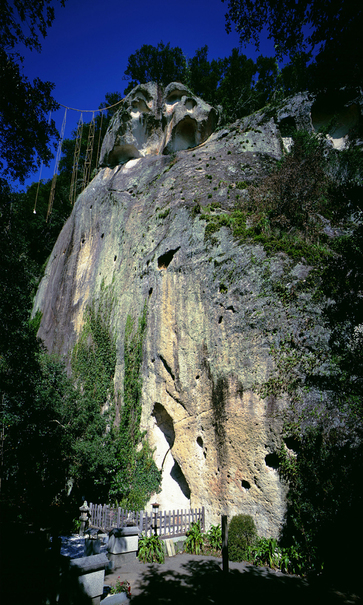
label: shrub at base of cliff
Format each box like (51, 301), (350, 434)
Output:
(184, 521), (204, 555)
(205, 524), (222, 554)
(108, 303), (161, 509)
(278, 424), (363, 583)
(228, 515), (257, 562)
(138, 534), (165, 564)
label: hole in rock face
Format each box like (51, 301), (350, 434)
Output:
(81, 238), (85, 244)
(284, 436), (299, 452)
(158, 247), (180, 269)
(159, 354), (175, 380)
(265, 453), (280, 470)
(108, 144), (141, 167)
(148, 287), (153, 297)
(101, 233), (104, 239)
(185, 98), (197, 111)
(173, 117), (197, 151)
(170, 460), (191, 499)
(311, 91), (360, 148)
(165, 89), (186, 105)
(131, 97), (150, 115)
(152, 402), (175, 447)
(227, 306), (235, 313)
(114, 255), (117, 261)
(241, 480), (251, 490)
(195, 375), (200, 380)
(218, 316), (223, 324)
(197, 436), (203, 448)
(279, 116), (296, 137)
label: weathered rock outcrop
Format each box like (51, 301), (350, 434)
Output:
(33, 86), (361, 536)
(100, 82), (218, 166)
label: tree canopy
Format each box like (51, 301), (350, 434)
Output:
(223, 0), (363, 88)
(0, 1), (66, 182)
(123, 41), (188, 95)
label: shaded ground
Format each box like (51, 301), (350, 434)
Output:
(1, 529), (361, 604)
(104, 553), (362, 605)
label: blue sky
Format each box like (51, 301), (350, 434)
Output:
(19, 0), (275, 188)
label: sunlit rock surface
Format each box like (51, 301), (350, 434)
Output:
(33, 88), (362, 537)
(99, 82), (218, 166)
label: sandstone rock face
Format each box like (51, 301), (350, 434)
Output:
(100, 82), (218, 167)
(34, 90), (356, 537)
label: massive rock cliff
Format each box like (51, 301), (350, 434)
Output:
(33, 84), (361, 536)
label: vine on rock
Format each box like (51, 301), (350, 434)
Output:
(109, 302), (161, 509)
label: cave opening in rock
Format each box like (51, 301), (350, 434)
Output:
(152, 402), (191, 508)
(265, 453), (280, 470)
(158, 247), (180, 269)
(311, 91), (360, 148)
(279, 116), (296, 137)
(173, 117), (197, 151)
(170, 460), (191, 499)
(152, 402), (175, 448)
(108, 144), (141, 167)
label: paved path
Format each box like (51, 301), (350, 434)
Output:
(103, 553), (361, 604)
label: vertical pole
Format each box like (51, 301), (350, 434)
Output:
(222, 515), (229, 574)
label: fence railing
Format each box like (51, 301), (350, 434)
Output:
(89, 503), (205, 538)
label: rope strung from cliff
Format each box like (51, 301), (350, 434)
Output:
(69, 113), (84, 205)
(95, 111), (104, 169)
(46, 107), (67, 222)
(35, 97), (125, 219)
(58, 97), (124, 113)
(82, 112), (95, 190)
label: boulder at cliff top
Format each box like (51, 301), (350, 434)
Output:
(33, 87), (360, 536)
(100, 82), (218, 167)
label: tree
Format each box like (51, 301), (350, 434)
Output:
(123, 41), (188, 95)
(0, 1), (66, 182)
(223, 0), (363, 88)
(188, 46), (223, 105)
(0, 1), (65, 52)
(216, 48), (256, 120)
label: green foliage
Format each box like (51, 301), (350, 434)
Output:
(69, 288), (118, 500)
(206, 524), (222, 552)
(72, 289), (116, 407)
(249, 536), (310, 575)
(199, 130), (344, 264)
(277, 425), (362, 576)
(110, 578), (131, 596)
(251, 537), (280, 569)
(184, 521), (204, 555)
(0, 1), (66, 182)
(0, 1), (66, 52)
(138, 533), (165, 564)
(228, 515), (257, 562)
(123, 41), (188, 95)
(224, 0), (362, 89)
(158, 208), (170, 219)
(109, 303), (161, 509)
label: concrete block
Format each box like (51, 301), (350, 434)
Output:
(108, 527), (139, 555)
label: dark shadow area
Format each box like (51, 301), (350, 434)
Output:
(0, 523), (103, 605)
(129, 558), (359, 605)
(157, 247), (180, 269)
(170, 460), (191, 500)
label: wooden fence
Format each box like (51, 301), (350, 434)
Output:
(89, 503), (205, 538)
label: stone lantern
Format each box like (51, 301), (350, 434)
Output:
(79, 500), (90, 536)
